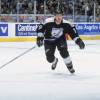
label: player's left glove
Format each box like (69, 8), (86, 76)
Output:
(37, 37), (44, 47)
(75, 38), (85, 49)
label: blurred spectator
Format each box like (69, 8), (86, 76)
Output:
(0, 0), (100, 22)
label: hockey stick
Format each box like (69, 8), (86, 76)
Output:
(0, 45), (37, 70)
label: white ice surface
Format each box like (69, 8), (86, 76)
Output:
(0, 40), (100, 100)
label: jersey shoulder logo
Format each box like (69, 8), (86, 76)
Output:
(38, 24), (43, 30)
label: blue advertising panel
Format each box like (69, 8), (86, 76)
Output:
(0, 24), (8, 36)
(75, 23), (100, 35)
(15, 23), (100, 36)
(15, 24), (39, 36)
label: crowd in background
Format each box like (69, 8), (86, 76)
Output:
(0, 0), (100, 22)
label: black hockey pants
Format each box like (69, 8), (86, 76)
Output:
(44, 39), (70, 63)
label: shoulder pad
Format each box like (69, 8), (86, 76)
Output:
(63, 19), (74, 27)
(44, 17), (54, 24)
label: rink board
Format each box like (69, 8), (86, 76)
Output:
(0, 23), (100, 42)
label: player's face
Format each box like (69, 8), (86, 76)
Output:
(55, 14), (62, 25)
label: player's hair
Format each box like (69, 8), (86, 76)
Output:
(54, 10), (63, 16)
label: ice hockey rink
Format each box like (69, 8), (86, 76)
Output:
(0, 40), (100, 100)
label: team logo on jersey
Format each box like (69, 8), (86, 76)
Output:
(51, 28), (63, 38)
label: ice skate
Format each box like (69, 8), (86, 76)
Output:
(67, 67), (75, 74)
(66, 62), (75, 74)
(51, 58), (58, 70)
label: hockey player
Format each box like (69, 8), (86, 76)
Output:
(36, 11), (85, 74)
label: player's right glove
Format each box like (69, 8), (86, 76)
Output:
(75, 38), (85, 49)
(37, 37), (44, 47)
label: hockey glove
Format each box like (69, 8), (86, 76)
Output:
(75, 38), (85, 49)
(37, 37), (44, 47)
